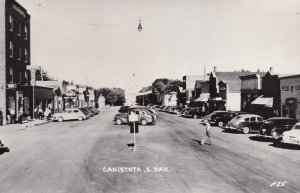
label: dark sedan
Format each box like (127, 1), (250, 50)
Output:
(258, 117), (298, 139)
(210, 111), (247, 127)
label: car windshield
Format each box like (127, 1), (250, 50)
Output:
(292, 124), (300, 130)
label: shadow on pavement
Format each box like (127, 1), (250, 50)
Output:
(249, 136), (274, 143)
(222, 129), (239, 134)
(0, 147), (10, 155)
(270, 143), (300, 150)
(127, 143), (134, 147)
(192, 139), (202, 145)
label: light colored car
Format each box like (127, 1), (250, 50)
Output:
(281, 122), (300, 145)
(53, 108), (86, 122)
(225, 114), (264, 134)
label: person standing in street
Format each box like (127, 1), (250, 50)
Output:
(201, 119), (212, 145)
(18, 107), (23, 124)
(9, 107), (15, 124)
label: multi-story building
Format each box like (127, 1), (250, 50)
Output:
(280, 75), (300, 120)
(0, 0), (30, 125)
(208, 66), (254, 112)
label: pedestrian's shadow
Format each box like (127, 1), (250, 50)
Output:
(0, 147), (10, 155)
(192, 139), (202, 145)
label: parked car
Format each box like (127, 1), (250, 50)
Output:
(258, 117), (298, 139)
(129, 106), (158, 119)
(225, 114), (264, 134)
(183, 108), (202, 119)
(179, 108), (190, 116)
(53, 108), (86, 122)
(88, 106), (100, 114)
(114, 108), (156, 125)
(83, 107), (95, 116)
(79, 107), (93, 118)
(281, 122), (300, 146)
(169, 106), (183, 114)
(199, 111), (224, 124)
(210, 111), (247, 127)
(119, 106), (130, 113)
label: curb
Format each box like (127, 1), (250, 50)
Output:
(33, 120), (53, 126)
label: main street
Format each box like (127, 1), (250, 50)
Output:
(0, 107), (299, 193)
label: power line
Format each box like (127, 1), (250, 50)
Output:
(35, 3), (136, 27)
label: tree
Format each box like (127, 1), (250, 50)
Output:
(94, 87), (125, 106)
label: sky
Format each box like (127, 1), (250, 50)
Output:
(17, 0), (300, 95)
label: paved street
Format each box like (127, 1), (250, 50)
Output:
(0, 107), (299, 193)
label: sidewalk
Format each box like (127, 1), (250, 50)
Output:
(0, 118), (53, 130)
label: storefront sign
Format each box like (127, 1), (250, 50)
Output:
(282, 85), (300, 92)
(6, 83), (16, 89)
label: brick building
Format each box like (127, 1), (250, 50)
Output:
(0, 0), (30, 125)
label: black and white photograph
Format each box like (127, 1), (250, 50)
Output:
(0, 0), (300, 192)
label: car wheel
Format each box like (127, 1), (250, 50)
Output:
(218, 121), (224, 127)
(78, 116), (83, 121)
(243, 127), (250, 134)
(58, 117), (63, 122)
(116, 119), (122, 125)
(141, 119), (147, 125)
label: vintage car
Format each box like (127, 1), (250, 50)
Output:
(53, 108), (87, 122)
(258, 117), (298, 139)
(225, 114), (264, 134)
(209, 111), (246, 127)
(114, 108), (156, 125)
(281, 122), (300, 145)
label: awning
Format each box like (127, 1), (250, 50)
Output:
(251, 96), (273, 107)
(195, 93), (210, 102)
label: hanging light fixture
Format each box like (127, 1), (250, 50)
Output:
(138, 17), (142, 32)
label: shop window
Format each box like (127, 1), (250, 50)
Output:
(9, 41), (13, 58)
(9, 15), (13, 32)
(24, 25), (28, 39)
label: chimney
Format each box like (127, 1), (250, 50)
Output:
(269, 67), (274, 73)
(214, 66), (217, 73)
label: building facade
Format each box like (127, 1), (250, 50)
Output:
(208, 66), (253, 112)
(280, 75), (300, 120)
(0, 0), (30, 125)
(182, 75), (204, 105)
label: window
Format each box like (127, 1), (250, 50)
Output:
(250, 117), (256, 122)
(9, 41), (13, 58)
(257, 117), (263, 122)
(24, 71), (28, 85)
(9, 15), (13, 31)
(24, 25), (28, 39)
(245, 118), (250, 122)
(18, 48), (21, 60)
(74, 110), (79, 113)
(24, 48), (28, 62)
(9, 67), (14, 83)
(18, 23), (21, 36)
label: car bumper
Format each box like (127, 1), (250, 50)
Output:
(282, 137), (300, 145)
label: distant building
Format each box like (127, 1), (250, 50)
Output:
(280, 75), (300, 120)
(183, 75), (205, 105)
(162, 92), (177, 106)
(98, 94), (106, 108)
(240, 73), (265, 112)
(0, 0), (31, 124)
(209, 66), (254, 111)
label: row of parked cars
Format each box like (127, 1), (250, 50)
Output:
(52, 106), (100, 122)
(114, 105), (158, 125)
(159, 105), (300, 146)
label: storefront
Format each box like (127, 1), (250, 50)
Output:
(280, 75), (300, 120)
